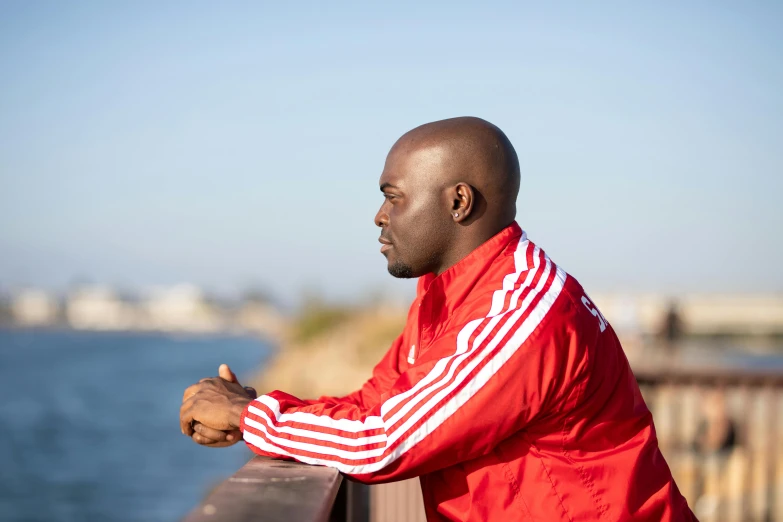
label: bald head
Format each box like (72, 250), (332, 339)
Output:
(391, 117), (520, 226)
(375, 117), (521, 278)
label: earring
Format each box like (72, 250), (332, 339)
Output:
(453, 213), (459, 217)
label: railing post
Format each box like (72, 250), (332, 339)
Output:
(329, 478), (370, 522)
(765, 384), (778, 521)
(345, 480), (370, 522)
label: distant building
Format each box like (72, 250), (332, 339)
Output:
(66, 286), (138, 330)
(583, 293), (783, 338)
(11, 289), (59, 327)
(677, 295), (783, 336)
(143, 284), (224, 333)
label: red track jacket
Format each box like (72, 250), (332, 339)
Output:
(240, 223), (697, 521)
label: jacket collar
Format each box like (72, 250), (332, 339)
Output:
(416, 222), (525, 315)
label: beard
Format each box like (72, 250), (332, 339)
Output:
(387, 260), (415, 279)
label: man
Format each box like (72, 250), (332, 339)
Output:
(180, 117), (697, 521)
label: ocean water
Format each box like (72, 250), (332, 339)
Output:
(0, 329), (271, 522)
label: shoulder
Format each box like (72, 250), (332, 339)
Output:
(457, 239), (573, 345)
(494, 242), (608, 346)
(524, 267), (615, 353)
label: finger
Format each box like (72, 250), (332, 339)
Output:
(180, 395), (203, 436)
(225, 429), (242, 442)
(192, 434), (239, 448)
(244, 386), (257, 399)
(192, 431), (220, 445)
(193, 422), (229, 442)
(180, 400), (195, 436)
(219, 363), (239, 384)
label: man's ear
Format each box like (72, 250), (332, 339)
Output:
(450, 182), (474, 223)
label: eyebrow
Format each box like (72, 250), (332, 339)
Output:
(380, 182), (399, 192)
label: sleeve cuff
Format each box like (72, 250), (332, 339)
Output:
(239, 398), (254, 435)
(240, 398), (295, 460)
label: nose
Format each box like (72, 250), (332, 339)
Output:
(374, 203), (389, 228)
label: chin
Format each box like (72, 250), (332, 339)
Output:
(387, 260), (415, 279)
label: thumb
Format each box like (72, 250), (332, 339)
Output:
(219, 363), (239, 384)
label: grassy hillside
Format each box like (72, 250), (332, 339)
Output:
(252, 301), (408, 399)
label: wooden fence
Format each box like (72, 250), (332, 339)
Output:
(635, 366), (783, 521)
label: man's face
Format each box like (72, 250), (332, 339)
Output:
(374, 144), (453, 278)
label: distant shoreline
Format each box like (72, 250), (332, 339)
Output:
(0, 325), (277, 344)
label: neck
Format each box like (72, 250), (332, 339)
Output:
(433, 220), (514, 275)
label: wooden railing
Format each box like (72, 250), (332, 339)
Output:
(183, 457), (369, 522)
(184, 365), (783, 522)
(635, 365), (783, 522)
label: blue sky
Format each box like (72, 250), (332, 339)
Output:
(1, 1), (781, 304)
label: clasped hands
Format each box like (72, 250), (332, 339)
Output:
(180, 364), (256, 447)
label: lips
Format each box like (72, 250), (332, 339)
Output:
(379, 237), (393, 253)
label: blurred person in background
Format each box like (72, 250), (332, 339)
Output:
(180, 117), (697, 521)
